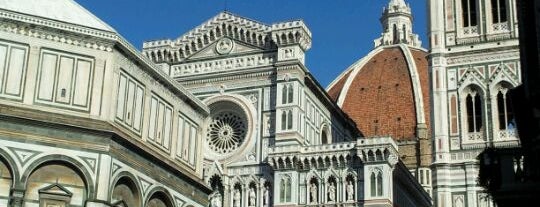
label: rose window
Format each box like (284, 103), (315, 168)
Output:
(206, 111), (247, 154)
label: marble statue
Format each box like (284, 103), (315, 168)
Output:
(328, 182), (336, 202)
(263, 185), (270, 207)
(211, 192), (222, 207)
(234, 189), (241, 207)
(347, 181), (354, 201)
(249, 187), (256, 206)
(310, 183), (318, 203)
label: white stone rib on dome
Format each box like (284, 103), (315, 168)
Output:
(0, 0), (115, 32)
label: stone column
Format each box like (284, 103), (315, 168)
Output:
(9, 188), (24, 207)
(242, 185), (247, 207)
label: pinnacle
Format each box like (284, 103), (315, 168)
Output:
(389, 0), (407, 7)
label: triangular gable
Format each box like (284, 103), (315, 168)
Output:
(39, 183), (73, 197)
(144, 11), (273, 62)
(187, 37), (267, 60)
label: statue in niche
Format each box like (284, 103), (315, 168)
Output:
(263, 185), (270, 207)
(211, 192), (222, 207)
(328, 182), (336, 202)
(347, 181), (354, 201)
(233, 189), (241, 207)
(310, 183), (318, 204)
(249, 187), (256, 207)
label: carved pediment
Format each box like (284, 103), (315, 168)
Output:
(39, 184), (73, 197)
(143, 11), (312, 64)
(39, 183), (73, 204)
(187, 37), (267, 60)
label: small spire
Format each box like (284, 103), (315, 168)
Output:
(389, 0), (407, 7)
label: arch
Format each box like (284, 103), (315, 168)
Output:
(232, 182), (243, 207)
(111, 171), (142, 207)
(210, 30), (216, 41)
(281, 110), (287, 130)
(375, 149), (383, 161)
(25, 161), (88, 206)
(145, 187), (174, 207)
(280, 34), (287, 44)
(287, 110), (293, 130)
(367, 150), (375, 162)
(227, 25), (232, 37)
(326, 175), (337, 202)
(0, 153), (14, 202)
(20, 155), (94, 197)
(258, 35), (263, 46)
(295, 32), (301, 42)
(0, 148), (19, 185)
(402, 24), (407, 41)
(203, 35), (209, 44)
(279, 174), (291, 203)
(184, 45), (191, 56)
(493, 81), (516, 134)
(191, 42), (197, 51)
(392, 24), (398, 43)
(308, 176), (319, 204)
(345, 173), (356, 201)
(376, 171), (383, 196)
(320, 123), (331, 144)
(239, 29), (245, 41)
(287, 33), (294, 44)
(252, 33), (257, 44)
(462, 85), (484, 134)
(233, 27), (239, 39)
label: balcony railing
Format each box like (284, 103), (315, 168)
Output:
(498, 129), (519, 140)
(468, 131), (484, 141)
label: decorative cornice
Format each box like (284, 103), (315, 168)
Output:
(171, 53), (277, 77)
(179, 70), (275, 86)
(268, 137), (400, 170)
(446, 50), (520, 66)
(0, 19), (114, 52)
(0, 9), (116, 40)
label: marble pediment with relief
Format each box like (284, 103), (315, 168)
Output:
(187, 37), (268, 60)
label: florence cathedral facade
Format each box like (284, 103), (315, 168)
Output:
(0, 0), (523, 206)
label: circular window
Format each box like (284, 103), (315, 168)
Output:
(207, 111), (247, 154)
(205, 99), (252, 156)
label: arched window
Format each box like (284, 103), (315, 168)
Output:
(497, 88), (515, 130)
(465, 89), (482, 133)
(491, 0), (507, 23)
(462, 0), (478, 27)
(370, 170), (383, 197)
(281, 111), (287, 130)
(287, 85), (294, 103)
(370, 172), (376, 197)
(402, 24), (407, 42)
(321, 127), (328, 144)
(282, 84), (294, 104)
(377, 172), (383, 196)
(280, 176), (291, 203)
(287, 110), (293, 130)
(393, 24), (398, 44)
(282, 85), (288, 104)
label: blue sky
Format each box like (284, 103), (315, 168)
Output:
(76, 0), (427, 87)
